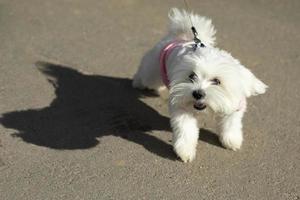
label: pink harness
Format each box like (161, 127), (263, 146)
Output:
(159, 40), (184, 87)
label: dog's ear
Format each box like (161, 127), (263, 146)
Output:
(239, 67), (268, 97)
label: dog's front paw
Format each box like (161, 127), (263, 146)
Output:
(174, 142), (196, 163)
(219, 131), (243, 151)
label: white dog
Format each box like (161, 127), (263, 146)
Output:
(133, 8), (268, 162)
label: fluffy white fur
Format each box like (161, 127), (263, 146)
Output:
(133, 8), (268, 162)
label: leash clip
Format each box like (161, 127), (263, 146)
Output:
(191, 26), (205, 50)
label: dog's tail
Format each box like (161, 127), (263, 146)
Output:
(168, 8), (216, 47)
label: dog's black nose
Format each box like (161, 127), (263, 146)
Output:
(192, 90), (206, 100)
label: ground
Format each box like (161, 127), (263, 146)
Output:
(0, 0), (299, 199)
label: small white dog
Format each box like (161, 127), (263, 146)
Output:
(133, 8), (268, 162)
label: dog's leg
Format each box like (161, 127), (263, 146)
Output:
(158, 86), (169, 100)
(132, 48), (162, 90)
(218, 109), (245, 151)
(170, 108), (199, 162)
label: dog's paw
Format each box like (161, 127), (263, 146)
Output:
(174, 142), (196, 163)
(219, 131), (243, 151)
(158, 86), (169, 100)
(132, 75), (145, 89)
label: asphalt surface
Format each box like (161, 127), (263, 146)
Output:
(0, 0), (299, 199)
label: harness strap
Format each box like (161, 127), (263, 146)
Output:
(159, 40), (184, 87)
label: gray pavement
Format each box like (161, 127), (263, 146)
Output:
(0, 0), (299, 199)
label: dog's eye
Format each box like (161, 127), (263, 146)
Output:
(211, 78), (221, 85)
(189, 72), (197, 82)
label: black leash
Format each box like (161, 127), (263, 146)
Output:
(183, 0), (205, 50)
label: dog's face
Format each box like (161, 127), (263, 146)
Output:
(169, 47), (267, 114)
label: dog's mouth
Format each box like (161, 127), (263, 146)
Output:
(193, 102), (206, 110)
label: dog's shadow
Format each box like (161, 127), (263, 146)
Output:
(0, 62), (221, 160)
